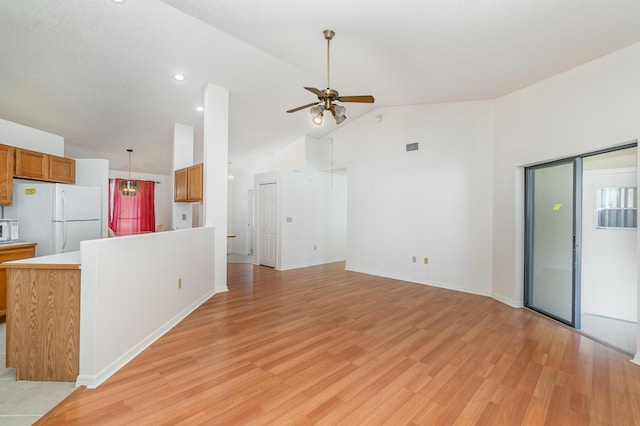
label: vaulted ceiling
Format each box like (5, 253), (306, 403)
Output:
(1, 0), (640, 175)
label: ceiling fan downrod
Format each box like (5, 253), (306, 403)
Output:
(323, 29), (335, 89)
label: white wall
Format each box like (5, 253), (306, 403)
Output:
(0, 118), (64, 155)
(203, 83), (229, 293)
(173, 123), (195, 230)
(492, 42), (640, 309)
(77, 227), (217, 388)
(76, 159), (110, 238)
(227, 136), (312, 256)
(279, 170), (346, 270)
(109, 170), (172, 231)
(327, 102), (495, 296)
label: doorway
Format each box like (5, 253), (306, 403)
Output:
(258, 182), (277, 267)
(525, 144), (637, 353)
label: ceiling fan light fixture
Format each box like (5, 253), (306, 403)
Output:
(310, 104), (324, 125)
(333, 104), (346, 124)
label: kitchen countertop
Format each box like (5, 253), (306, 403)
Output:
(0, 241), (37, 248)
(0, 250), (80, 269)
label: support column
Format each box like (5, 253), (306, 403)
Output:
(203, 83), (229, 292)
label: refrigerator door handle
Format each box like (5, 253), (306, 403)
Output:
(61, 189), (68, 252)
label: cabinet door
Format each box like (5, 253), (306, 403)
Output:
(15, 148), (48, 181)
(0, 144), (14, 205)
(0, 244), (37, 321)
(187, 163), (203, 202)
(174, 167), (188, 202)
(48, 155), (76, 183)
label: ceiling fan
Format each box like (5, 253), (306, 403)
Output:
(287, 30), (375, 125)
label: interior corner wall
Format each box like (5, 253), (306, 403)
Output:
(279, 170), (346, 270)
(262, 136), (307, 172)
(492, 41), (640, 307)
(0, 118), (64, 155)
(330, 102), (495, 296)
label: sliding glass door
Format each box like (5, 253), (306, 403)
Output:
(525, 159), (582, 326)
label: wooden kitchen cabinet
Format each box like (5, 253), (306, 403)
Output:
(14, 148), (76, 183)
(48, 154), (76, 183)
(174, 163), (203, 202)
(0, 144), (14, 206)
(14, 147), (48, 180)
(0, 243), (36, 322)
(187, 162), (203, 202)
(174, 167), (188, 202)
(5, 262), (80, 381)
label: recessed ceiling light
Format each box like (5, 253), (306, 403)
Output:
(174, 74), (184, 81)
(112, 0), (126, 3)
(196, 106), (204, 112)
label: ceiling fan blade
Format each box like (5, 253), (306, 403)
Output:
(336, 95), (375, 103)
(304, 87), (325, 98)
(286, 102), (319, 113)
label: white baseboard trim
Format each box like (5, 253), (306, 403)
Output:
(344, 266), (491, 298)
(76, 289), (217, 389)
(490, 292), (523, 308)
(277, 258), (346, 271)
(632, 354), (640, 366)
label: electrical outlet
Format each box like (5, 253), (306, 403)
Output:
(178, 278), (182, 289)
(314, 245), (317, 250)
(423, 257), (429, 265)
(412, 256), (416, 263)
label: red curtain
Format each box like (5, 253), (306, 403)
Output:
(109, 179), (155, 236)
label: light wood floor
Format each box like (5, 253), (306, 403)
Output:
(40, 262), (640, 425)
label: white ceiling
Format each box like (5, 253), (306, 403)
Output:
(1, 0), (640, 175)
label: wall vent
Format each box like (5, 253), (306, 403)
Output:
(406, 142), (419, 152)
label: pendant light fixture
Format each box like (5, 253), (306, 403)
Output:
(119, 149), (139, 196)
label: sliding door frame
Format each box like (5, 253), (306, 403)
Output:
(524, 141), (637, 329)
(524, 157), (582, 327)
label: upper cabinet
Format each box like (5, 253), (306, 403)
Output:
(15, 148), (48, 180)
(48, 155), (76, 183)
(14, 148), (75, 184)
(0, 144), (14, 205)
(0, 145), (76, 205)
(174, 163), (203, 203)
(174, 167), (188, 202)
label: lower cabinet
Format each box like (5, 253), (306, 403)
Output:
(5, 265), (80, 382)
(0, 243), (36, 321)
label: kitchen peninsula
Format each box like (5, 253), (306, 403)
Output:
(2, 227), (220, 387)
(2, 251), (80, 382)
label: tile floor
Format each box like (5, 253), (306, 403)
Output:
(0, 322), (77, 425)
(580, 312), (638, 355)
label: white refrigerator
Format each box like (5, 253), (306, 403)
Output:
(6, 182), (102, 257)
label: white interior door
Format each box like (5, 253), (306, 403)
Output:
(247, 189), (254, 256)
(259, 183), (277, 267)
